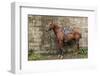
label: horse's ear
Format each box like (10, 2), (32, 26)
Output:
(48, 21), (53, 25)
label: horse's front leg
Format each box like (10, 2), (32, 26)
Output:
(55, 39), (60, 57)
(56, 39), (62, 58)
(58, 40), (64, 59)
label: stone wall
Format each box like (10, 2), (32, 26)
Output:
(28, 15), (88, 53)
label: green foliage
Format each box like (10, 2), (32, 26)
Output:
(79, 48), (88, 55)
(28, 52), (47, 60)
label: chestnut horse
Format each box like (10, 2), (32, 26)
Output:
(46, 23), (82, 59)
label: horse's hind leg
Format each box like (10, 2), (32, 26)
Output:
(75, 40), (80, 54)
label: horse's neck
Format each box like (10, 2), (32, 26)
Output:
(52, 25), (60, 34)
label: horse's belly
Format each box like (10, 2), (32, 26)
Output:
(64, 34), (74, 42)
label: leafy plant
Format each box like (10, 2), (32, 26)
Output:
(79, 48), (88, 55)
(28, 53), (47, 60)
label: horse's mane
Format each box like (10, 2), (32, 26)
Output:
(53, 23), (61, 29)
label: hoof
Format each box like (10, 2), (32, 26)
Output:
(58, 55), (64, 59)
(58, 55), (61, 58)
(60, 56), (64, 59)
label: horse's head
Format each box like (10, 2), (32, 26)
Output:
(46, 22), (55, 32)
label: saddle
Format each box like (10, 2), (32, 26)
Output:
(63, 27), (72, 35)
(63, 27), (73, 43)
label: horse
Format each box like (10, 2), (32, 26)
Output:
(46, 22), (82, 59)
